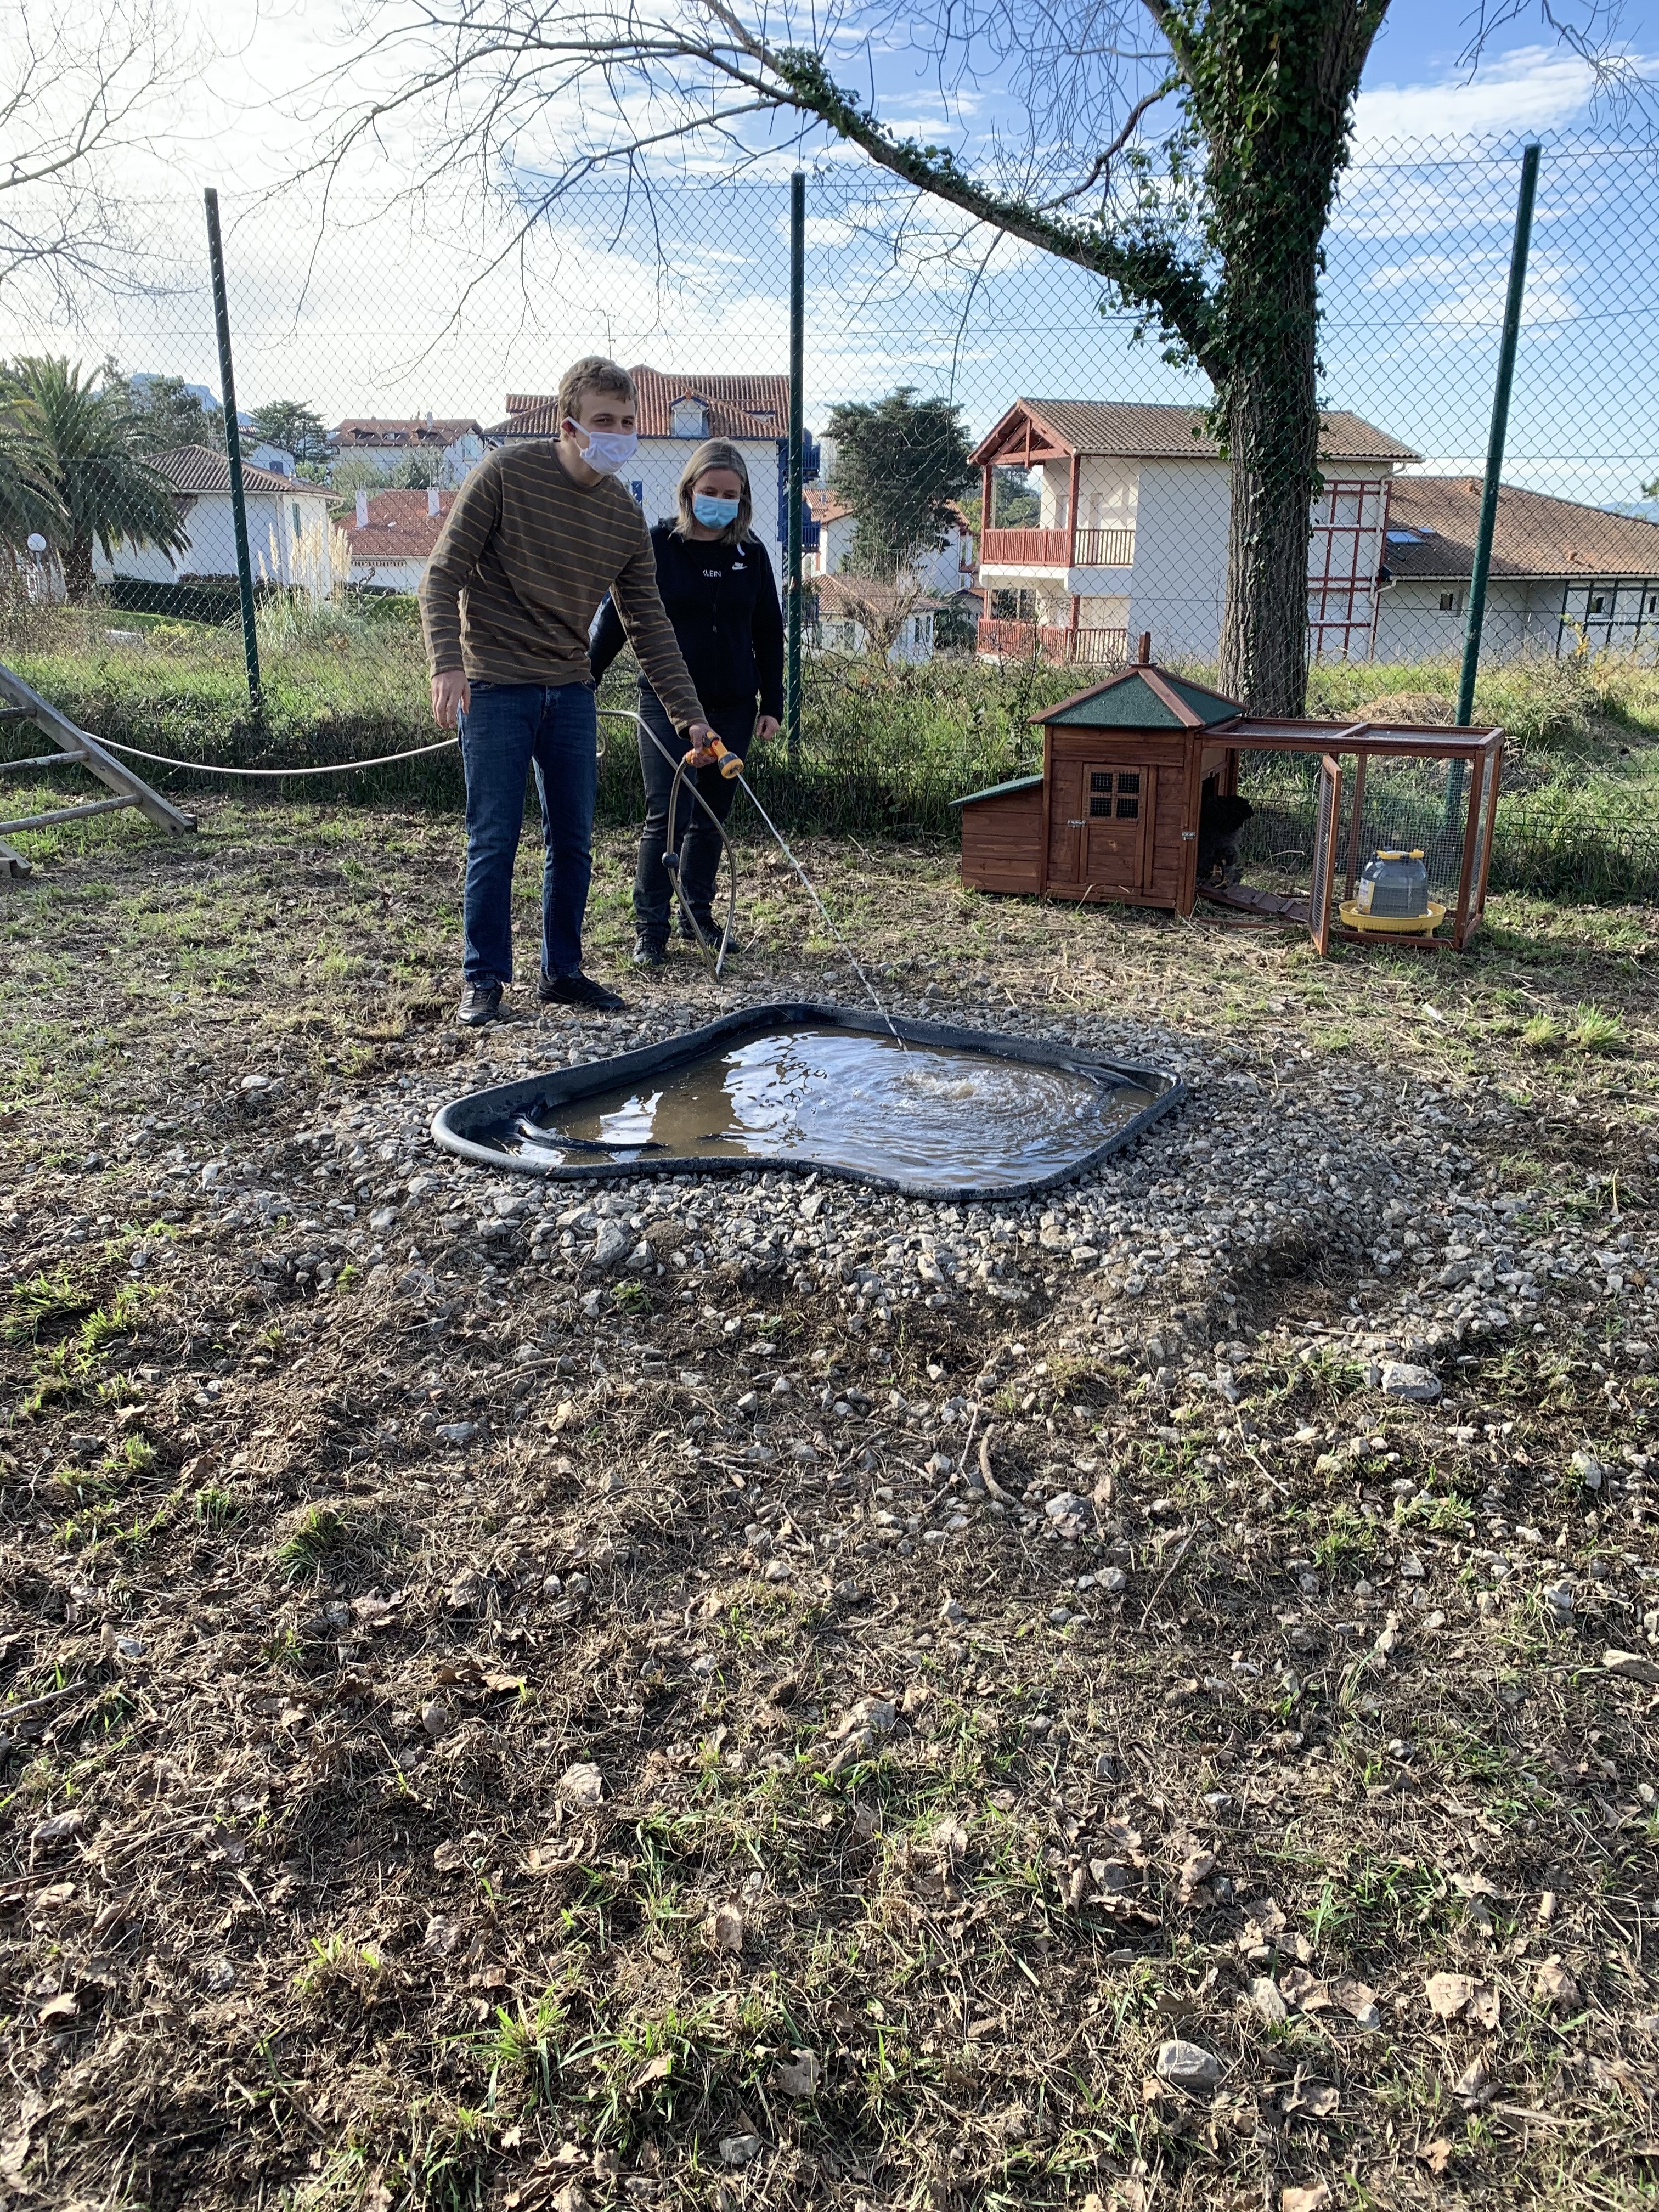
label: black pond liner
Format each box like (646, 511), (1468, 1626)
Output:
(430, 1002), (1184, 1203)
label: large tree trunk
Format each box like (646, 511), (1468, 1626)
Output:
(1196, 0), (1383, 715)
(1218, 252), (1320, 714)
(63, 534), (94, 602)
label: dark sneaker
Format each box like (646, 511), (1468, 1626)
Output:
(539, 969), (627, 1012)
(631, 933), (667, 969)
(678, 909), (715, 945)
(458, 981), (511, 1026)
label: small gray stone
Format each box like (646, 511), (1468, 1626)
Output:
(1097, 1566), (1128, 1596)
(1380, 1361), (1441, 1403)
(1542, 1580), (1575, 1624)
(1248, 1976), (1289, 2025)
(1603, 1647), (1659, 1685)
(719, 2134), (761, 2168)
(435, 1422), (477, 1446)
(1572, 1449), (1606, 1492)
(593, 1223), (628, 1270)
(1155, 2038), (1222, 2092)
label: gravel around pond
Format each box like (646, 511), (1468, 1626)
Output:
(3, 800), (1659, 2210)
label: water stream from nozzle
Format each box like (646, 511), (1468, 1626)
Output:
(732, 772), (908, 1051)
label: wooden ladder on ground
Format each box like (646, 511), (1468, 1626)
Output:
(0, 661), (194, 879)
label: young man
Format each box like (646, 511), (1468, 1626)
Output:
(420, 357), (711, 1023)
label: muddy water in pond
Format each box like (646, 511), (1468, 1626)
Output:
(499, 1025), (1155, 1188)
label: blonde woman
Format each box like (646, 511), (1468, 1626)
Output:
(590, 437), (784, 964)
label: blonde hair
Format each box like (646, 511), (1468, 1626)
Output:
(675, 438), (752, 545)
(556, 355), (636, 427)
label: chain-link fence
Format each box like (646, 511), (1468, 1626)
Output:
(1, 132), (1656, 887)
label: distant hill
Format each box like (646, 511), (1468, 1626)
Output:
(1604, 499), (1659, 524)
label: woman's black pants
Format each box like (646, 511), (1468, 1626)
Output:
(633, 690), (752, 942)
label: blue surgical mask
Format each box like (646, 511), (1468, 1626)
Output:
(566, 419), (638, 476)
(693, 494), (741, 529)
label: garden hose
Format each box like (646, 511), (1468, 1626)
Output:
(599, 706), (740, 980)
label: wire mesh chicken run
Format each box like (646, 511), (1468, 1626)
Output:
(1218, 725), (1504, 952)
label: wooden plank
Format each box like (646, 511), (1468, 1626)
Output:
(0, 836), (31, 879)
(1, 749), (90, 771)
(0, 795), (136, 836)
(0, 662), (194, 834)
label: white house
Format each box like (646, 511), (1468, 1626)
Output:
(92, 444), (336, 593)
(492, 369), (820, 588)
(341, 486), (457, 590)
(804, 486), (977, 598)
(971, 399), (1418, 666)
(1377, 477), (1659, 662)
(329, 415), (491, 488)
(810, 573), (943, 663)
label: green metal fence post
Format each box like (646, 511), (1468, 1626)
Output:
(786, 170), (805, 773)
(204, 187), (263, 729)
(1446, 142), (1540, 823)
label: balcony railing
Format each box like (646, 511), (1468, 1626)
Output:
(977, 619), (1130, 665)
(1071, 526), (1136, 567)
(980, 524), (1136, 569)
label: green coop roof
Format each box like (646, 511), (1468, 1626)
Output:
(1034, 665), (1242, 730)
(950, 773), (1044, 808)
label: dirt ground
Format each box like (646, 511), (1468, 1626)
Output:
(3, 795), (1659, 2212)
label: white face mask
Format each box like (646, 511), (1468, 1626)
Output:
(565, 417), (638, 476)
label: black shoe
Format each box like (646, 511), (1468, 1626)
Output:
(632, 933), (667, 969)
(678, 910), (715, 945)
(539, 969), (627, 1011)
(458, 981), (512, 1026)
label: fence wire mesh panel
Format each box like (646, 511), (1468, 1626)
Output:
(1, 132), (1657, 887)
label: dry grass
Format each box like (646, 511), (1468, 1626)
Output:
(3, 795), (1659, 2210)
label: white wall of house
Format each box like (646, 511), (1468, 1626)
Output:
(349, 555), (427, 591)
(808, 511), (856, 575)
(1110, 459), (1231, 657)
(1375, 577), (1584, 663)
(93, 488), (334, 588)
(338, 432), (489, 487)
(810, 512), (972, 595)
(815, 610), (935, 662)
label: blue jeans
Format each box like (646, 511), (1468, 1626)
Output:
(459, 680), (598, 985)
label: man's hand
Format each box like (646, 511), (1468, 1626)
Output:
(432, 669), (471, 729)
(755, 714), (781, 742)
(686, 718), (715, 766)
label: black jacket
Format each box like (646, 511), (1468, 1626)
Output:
(590, 521), (785, 719)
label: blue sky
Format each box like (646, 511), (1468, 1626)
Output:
(7, 1), (1655, 504)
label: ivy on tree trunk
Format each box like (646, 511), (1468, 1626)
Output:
(759, 0), (1387, 712)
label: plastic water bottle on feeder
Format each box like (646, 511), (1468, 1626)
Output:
(1346, 849), (1444, 935)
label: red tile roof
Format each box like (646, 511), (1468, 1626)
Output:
(497, 367), (789, 441)
(341, 488), (457, 558)
(972, 400), (1418, 466)
(814, 574), (947, 616)
(1385, 476), (1659, 580)
(805, 484), (855, 524)
(155, 444), (317, 496)
(332, 417), (484, 450)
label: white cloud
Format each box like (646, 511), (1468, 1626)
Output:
(1352, 45), (1616, 144)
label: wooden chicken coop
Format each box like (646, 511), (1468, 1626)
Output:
(951, 652), (1505, 952)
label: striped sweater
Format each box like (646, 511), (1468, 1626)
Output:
(417, 445), (705, 729)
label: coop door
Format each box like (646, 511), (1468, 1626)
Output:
(1082, 765), (1153, 894)
(1046, 759), (1085, 886)
(1308, 752), (1342, 955)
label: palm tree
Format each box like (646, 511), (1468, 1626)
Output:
(3, 357), (186, 600)
(0, 385), (65, 555)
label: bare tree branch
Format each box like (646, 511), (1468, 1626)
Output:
(0, 0), (213, 312)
